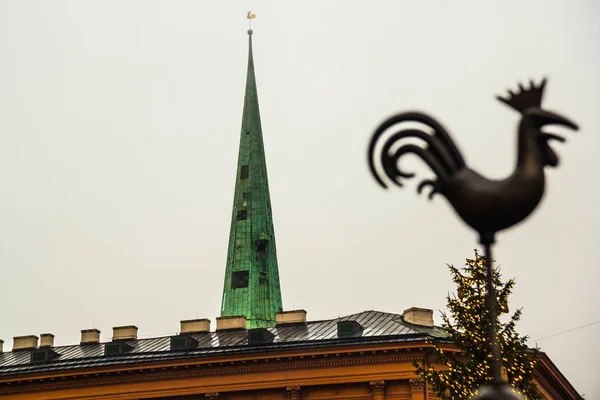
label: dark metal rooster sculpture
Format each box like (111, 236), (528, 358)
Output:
(368, 78), (578, 245)
(367, 78), (578, 399)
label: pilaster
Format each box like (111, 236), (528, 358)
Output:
(370, 380), (386, 400)
(286, 386), (302, 400)
(410, 378), (425, 400)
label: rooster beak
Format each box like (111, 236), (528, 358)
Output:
(526, 109), (579, 131)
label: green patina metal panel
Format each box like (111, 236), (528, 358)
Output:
(220, 30), (283, 328)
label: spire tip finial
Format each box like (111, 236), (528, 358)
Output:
(247, 11), (256, 32)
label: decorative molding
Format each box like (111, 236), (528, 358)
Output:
(286, 386), (302, 400)
(409, 378), (425, 393)
(369, 380), (385, 395)
(0, 354), (418, 396)
(535, 353), (581, 399)
(0, 342), (431, 382)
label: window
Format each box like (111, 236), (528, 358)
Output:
(170, 335), (198, 350)
(231, 270), (249, 289)
(337, 321), (364, 338)
(257, 238), (268, 259)
(248, 328), (274, 345)
(30, 349), (59, 364)
(240, 165), (249, 179)
(105, 342), (132, 356)
(237, 210), (247, 221)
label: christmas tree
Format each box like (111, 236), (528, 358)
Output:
(414, 250), (542, 399)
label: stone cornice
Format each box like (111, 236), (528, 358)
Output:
(0, 341), (433, 384)
(0, 352), (423, 397)
(534, 352), (580, 399)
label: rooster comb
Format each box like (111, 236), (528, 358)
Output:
(496, 78), (547, 113)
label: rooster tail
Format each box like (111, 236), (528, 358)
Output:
(368, 112), (465, 195)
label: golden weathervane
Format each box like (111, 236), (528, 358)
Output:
(247, 11), (256, 30)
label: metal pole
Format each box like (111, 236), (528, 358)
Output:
(483, 240), (502, 384)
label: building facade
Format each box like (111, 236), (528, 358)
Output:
(0, 309), (579, 399)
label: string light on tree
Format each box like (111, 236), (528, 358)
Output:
(414, 251), (543, 399)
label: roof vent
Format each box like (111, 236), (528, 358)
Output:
(13, 335), (38, 351)
(276, 310), (307, 325)
(337, 321), (363, 338)
(81, 329), (101, 345)
(248, 328), (274, 345)
(403, 307), (434, 327)
(0, 339), (4, 353)
(112, 325), (138, 341)
(39, 333), (54, 348)
(170, 335), (199, 351)
(180, 319), (210, 334)
(105, 341), (133, 356)
(30, 348), (59, 364)
(216, 316), (247, 331)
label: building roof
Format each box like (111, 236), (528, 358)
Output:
(0, 310), (445, 377)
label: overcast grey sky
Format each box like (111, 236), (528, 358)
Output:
(0, 0), (598, 397)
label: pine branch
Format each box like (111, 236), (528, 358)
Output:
(415, 251), (544, 399)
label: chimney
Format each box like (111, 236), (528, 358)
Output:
(112, 325), (138, 341)
(403, 307), (434, 327)
(81, 329), (101, 345)
(216, 316), (246, 331)
(39, 333), (55, 348)
(180, 319), (211, 334)
(0, 339), (3, 353)
(276, 310), (307, 325)
(13, 335), (38, 351)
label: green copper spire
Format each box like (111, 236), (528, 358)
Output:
(220, 29), (283, 328)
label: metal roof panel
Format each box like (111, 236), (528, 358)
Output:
(0, 311), (444, 377)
